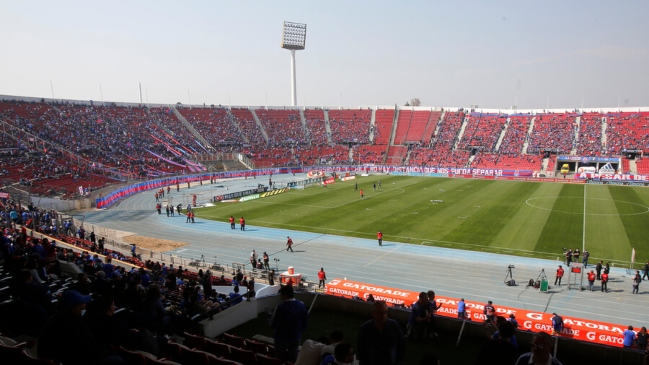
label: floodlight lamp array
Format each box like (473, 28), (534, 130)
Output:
(281, 21), (307, 50)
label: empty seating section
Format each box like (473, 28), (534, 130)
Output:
(178, 107), (245, 147)
(622, 158), (630, 174)
(472, 152), (541, 170)
(328, 109), (372, 144)
(373, 109), (395, 145)
(604, 112), (649, 154)
(576, 113), (604, 156)
(637, 158), (649, 175)
(393, 110), (434, 145)
(251, 147), (294, 168)
(458, 114), (506, 152)
(355, 145), (386, 164)
(296, 145), (348, 166)
(498, 116), (530, 156)
(0, 100), (51, 120)
(255, 109), (306, 145)
(546, 156), (556, 172)
(422, 111), (442, 143)
(527, 113), (576, 154)
(385, 146), (408, 165)
(407, 147), (470, 168)
(230, 108), (266, 146)
(392, 110), (412, 146)
(302, 109), (328, 145)
(470, 153), (499, 168)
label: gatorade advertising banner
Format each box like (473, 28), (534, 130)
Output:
(326, 278), (632, 348)
(323, 177), (335, 185)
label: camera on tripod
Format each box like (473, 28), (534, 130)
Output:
(505, 265), (516, 286)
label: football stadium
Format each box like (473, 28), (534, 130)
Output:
(2, 2), (649, 365)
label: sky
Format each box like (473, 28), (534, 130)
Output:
(1, 1), (648, 109)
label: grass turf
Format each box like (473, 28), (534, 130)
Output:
(195, 176), (649, 267)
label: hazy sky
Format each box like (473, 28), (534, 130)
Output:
(1, 1), (648, 109)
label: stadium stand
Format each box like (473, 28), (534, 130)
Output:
(2, 97), (647, 194)
(372, 109), (395, 145)
(457, 114), (506, 152)
(637, 157), (649, 175)
(393, 110), (438, 145)
(177, 106), (246, 147)
(576, 113), (604, 156)
(254, 109), (306, 146)
(604, 112), (649, 155)
(302, 109), (328, 145)
(327, 108), (372, 144)
(498, 115), (530, 156)
(230, 108), (266, 146)
(527, 113), (576, 154)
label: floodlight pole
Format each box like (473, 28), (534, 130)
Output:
(281, 21), (306, 107)
(290, 49), (297, 106)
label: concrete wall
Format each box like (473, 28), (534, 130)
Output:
(30, 196), (93, 212)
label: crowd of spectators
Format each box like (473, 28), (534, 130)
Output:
(303, 109), (329, 145)
(527, 113), (576, 154)
(457, 114), (506, 152)
(4, 99), (649, 186)
(498, 115), (531, 156)
(0, 198), (265, 364)
(328, 109), (372, 144)
(430, 110), (465, 152)
(576, 113), (604, 156)
(255, 109), (307, 146)
(230, 108), (267, 147)
(178, 106), (247, 147)
(1, 101), (206, 178)
(604, 112), (649, 155)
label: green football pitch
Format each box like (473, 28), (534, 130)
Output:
(195, 176), (649, 268)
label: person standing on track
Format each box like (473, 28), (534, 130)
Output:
(250, 250), (258, 267)
(587, 270), (596, 291)
(377, 231), (383, 246)
(240, 217), (245, 231)
(596, 260), (603, 280)
(554, 265), (564, 286)
(229, 216), (235, 229)
(286, 236), (294, 252)
(263, 252), (270, 270)
(317, 268), (327, 289)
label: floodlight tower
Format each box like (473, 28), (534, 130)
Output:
(281, 21), (307, 106)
